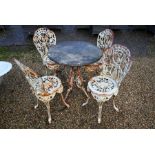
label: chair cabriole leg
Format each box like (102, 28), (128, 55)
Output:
(112, 96), (119, 112)
(34, 98), (39, 109)
(81, 86), (90, 106)
(98, 102), (103, 124)
(45, 102), (51, 124)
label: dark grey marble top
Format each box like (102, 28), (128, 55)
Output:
(48, 41), (102, 66)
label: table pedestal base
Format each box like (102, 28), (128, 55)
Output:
(65, 67), (90, 106)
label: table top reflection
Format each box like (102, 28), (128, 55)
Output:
(48, 41), (102, 67)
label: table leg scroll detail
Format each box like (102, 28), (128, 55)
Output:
(60, 93), (70, 108)
(76, 67), (90, 106)
(65, 67), (74, 100)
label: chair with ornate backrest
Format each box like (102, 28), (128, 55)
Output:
(85, 29), (114, 72)
(33, 27), (59, 74)
(84, 44), (132, 123)
(14, 59), (69, 124)
(97, 29), (114, 65)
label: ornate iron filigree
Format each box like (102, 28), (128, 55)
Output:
(85, 29), (114, 73)
(97, 29), (114, 51)
(33, 27), (59, 74)
(14, 59), (69, 124)
(100, 44), (132, 85)
(65, 67), (90, 106)
(86, 44), (132, 123)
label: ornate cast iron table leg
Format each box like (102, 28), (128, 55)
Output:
(76, 67), (90, 106)
(65, 67), (74, 100)
(65, 67), (90, 106)
(60, 93), (70, 108)
(65, 66), (90, 106)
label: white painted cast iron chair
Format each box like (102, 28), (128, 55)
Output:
(33, 27), (59, 74)
(97, 29), (114, 64)
(14, 59), (69, 124)
(85, 44), (132, 123)
(85, 29), (114, 72)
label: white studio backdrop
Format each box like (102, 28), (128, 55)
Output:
(0, 0), (154, 24)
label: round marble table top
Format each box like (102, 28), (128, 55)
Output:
(48, 41), (102, 66)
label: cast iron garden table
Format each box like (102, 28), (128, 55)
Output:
(48, 41), (102, 105)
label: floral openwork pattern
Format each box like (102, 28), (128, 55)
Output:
(100, 44), (132, 85)
(86, 44), (132, 123)
(85, 29), (114, 73)
(88, 76), (118, 101)
(97, 29), (114, 51)
(33, 27), (59, 73)
(14, 59), (69, 124)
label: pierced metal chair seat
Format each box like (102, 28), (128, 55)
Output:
(87, 76), (118, 123)
(85, 44), (132, 123)
(33, 27), (59, 74)
(14, 59), (69, 124)
(88, 76), (118, 98)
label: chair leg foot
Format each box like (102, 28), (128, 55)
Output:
(98, 118), (101, 124)
(82, 97), (90, 106)
(34, 104), (38, 109)
(113, 97), (119, 112)
(34, 99), (39, 109)
(80, 87), (90, 106)
(48, 117), (51, 124)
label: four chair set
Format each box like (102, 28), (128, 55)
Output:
(14, 28), (132, 124)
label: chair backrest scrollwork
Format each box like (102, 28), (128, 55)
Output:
(33, 28), (56, 58)
(14, 59), (41, 91)
(100, 44), (132, 85)
(97, 29), (114, 51)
